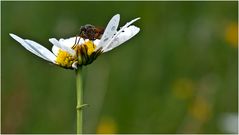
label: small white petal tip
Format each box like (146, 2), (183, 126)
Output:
(9, 33), (18, 39)
(72, 61), (78, 69)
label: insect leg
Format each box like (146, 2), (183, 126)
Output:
(72, 35), (78, 49)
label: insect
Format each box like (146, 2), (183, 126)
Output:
(79, 24), (104, 40)
(72, 24), (104, 49)
(73, 14), (140, 52)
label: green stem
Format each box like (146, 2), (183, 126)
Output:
(76, 67), (83, 134)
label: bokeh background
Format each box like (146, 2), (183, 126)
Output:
(1, 1), (238, 134)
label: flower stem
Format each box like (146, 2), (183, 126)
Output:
(76, 67), (83, 134)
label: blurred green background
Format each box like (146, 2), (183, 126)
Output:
(1, 1), (238, 134)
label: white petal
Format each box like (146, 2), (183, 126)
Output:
(52, 45), (60, 56)
(103, 17), (140, 51)
(10, 33), (56, 63)
(93, 39), (100, 46)
(72, 61), (78, 69)
(59, 37), (75, 48)
(51, 37), (80, 56)
(49, 38), (75, 55)
(60, 37), (75, 47)
(96, 14), (120, 49)
(59, 37), (85, 48)
(103, 26), (140, 52)
(10, 34), (41, 57)
(24, 39), (57, 63)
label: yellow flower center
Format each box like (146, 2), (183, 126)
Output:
(55, 41), (101, 68)
(85, 41), (96, 55)
(55, 49), (77, 68)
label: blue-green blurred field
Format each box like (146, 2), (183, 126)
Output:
(1, 1), (238, 134)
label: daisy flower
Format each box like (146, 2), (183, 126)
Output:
(10, 14), (140, 134)
(10, 14), (140, 69)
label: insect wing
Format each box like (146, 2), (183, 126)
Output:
(97, 14), (120, 49)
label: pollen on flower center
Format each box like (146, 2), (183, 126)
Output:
(55, 49), (77, 68)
